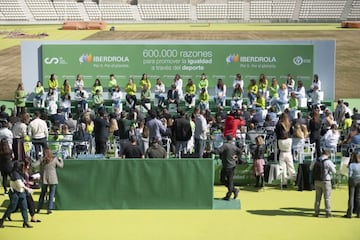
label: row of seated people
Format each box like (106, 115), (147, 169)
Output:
(25, 72), (326, 118)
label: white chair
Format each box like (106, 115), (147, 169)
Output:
(300, 143), (316, 163)
(298, 98), (307, 108)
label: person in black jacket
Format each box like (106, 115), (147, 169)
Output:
(214, 134), (242, 200)
(93, 110), (110, 155)
(0, 138), (13, 195)
(172, 110), (192, 158)
(309, 109), (322, 159)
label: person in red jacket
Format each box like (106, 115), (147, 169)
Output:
(223, 110), (245, 139)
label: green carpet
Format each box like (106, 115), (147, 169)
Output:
(213, 199), (241, 210)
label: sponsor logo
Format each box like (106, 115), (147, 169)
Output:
(226, 54), (276, 63)
(226, 54), (239, 63)
(79, 54), (129, 64)
(79, 54), (93, 64)
(293, 56), (303, 65)
(44, 57), (67, 65)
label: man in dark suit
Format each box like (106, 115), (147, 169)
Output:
(93, 110), (110, 155)
(172, 110), (192, 158)
(167, 84), (179, 107)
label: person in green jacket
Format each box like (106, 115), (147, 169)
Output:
(14, 83), (26, 116)
(92, 78), (103, 96)
(34, 81), (44, 108)
(184, 78), (196, 107)
(108, 74), (118, 95)
(93, 89), (104, 112)
(198, 73), (208, 92)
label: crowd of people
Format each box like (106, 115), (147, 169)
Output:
(1, 71), (359, 227)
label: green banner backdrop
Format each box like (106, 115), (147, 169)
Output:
(56, 159), (214, 210)
(42, 44), (313, 89)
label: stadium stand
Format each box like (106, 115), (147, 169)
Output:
(138, 4), (191, 20)
(99, 2), (134, 20)
(348, 0), (360, 19)
(0, 0), (28, 21)
(53, 0), (82, 21)
(0, 0), (359, 23)
(299, 0), (347, 20)
(196, 4), (228, 20)
(26, 0), (58, 21)
(83, 0), (101, 21)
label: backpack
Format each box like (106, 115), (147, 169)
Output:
(312, 159), (326, 181)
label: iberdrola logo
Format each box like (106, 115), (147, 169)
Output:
(79, 54), (92, 64)
(226, 54), (239, 63)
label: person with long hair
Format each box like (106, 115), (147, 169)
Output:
(231, 83), (243, 109)
(60, 79), (71, 100)
(8, 159), (41, 223)
(154, 78), (165, 108)
(275, 112), (296, 187)
(139, 73), (151, 91)
(214, 78), (227, 107)
(174, 73), (183, 99)
(34, 81), (45, 108)
(258, 73), (268, 95)
(198, 73), (208, 92)
(309, 109), (322, 158)
(74, 74), (84, 93)
(14, 83), (27, 116)
(247, 79), (258, 107)
(91, 78), (103, 96)
(37, 147), (63, 214)
(0, 161), (32, 228)
(0, 138), (13, 195)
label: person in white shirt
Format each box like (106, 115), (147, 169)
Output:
(322, 124), (340, 152)
(174, 74), (183, 99)
(154, 78), (166, 107)
(294, 80), (306, 99)
(214, 78), (227, 107)
(74, 74), (84, 92)
(46, 88), (57, 115)
(194, 108), (207, 158)
(0, 120), (13, 149)
(307, 74), (321, 97)
(111, 86), (123, 110)
(28, 111), (48, 160)
(60, 94), (71, 120)
(232, 73), (244, 90)
(273, 84), (288, 113)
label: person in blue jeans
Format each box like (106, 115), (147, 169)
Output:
(0, 161), (33, 228)
(37, 147), (64, 214)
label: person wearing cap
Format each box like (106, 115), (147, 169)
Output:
(213, 134), (241, 201)
(145, 137), (166, 158)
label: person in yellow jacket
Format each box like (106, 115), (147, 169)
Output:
(198, 88), (209, 110)
(184, 78), (196, 108)
(125, 77), (137, 109)
(247, 79), (258, 107)
(108, 74), (118, 95)
(34, 81), (45, 108)
(60, 79), (71, 100)
(91, 78), (103, 96)
(48, 73), (59, 101)
(139, 73), (151, 91)
(14, 83), (27, 116)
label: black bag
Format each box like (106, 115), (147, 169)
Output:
(312, 159), (326, 181)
